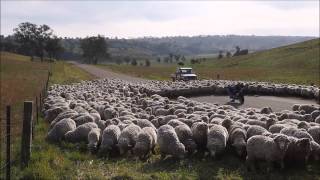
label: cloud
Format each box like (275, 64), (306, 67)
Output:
(1, 1), (319, 37)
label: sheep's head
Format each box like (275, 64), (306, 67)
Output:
(274, 134), (290, 154)
(175, 143), (186, 159)
(222, 118), (233, 130)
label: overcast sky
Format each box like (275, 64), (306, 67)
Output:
(1, 1), (319, 38)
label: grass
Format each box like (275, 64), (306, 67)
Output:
(0, 51), (94, 179)
(1, 51), (320, 179)
(97, 38), (320, 85)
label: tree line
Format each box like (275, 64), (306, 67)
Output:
(1, 22), (109, 64)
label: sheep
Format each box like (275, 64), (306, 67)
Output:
(311, 110), (320, 121)
(157, 125), (186, 159)
(191, 122), (209, 151)
(284, 137), (312, 166)
(167, 119), (186, 128)
(99, 125), (121, 155)
(310, 141), (320, 161)
(88, 128), (101, 153)
(118, 124), (141, 155)
(45, 106), (67, 122)
(206, 124), (228, 158)
(65, 122), (98, 143)
(73, 114), (95, 126)
(229, 125), (247, 157)
(298, 104), (319, 114)
(222, 119), (247, 157)
(47, 118), (76, 142)
(308, 126), (320, 144)
(280, 127), (314, 140)
(174, 124), (197, 155)
(133, 127), (157, 160)
(246, 134), (290, 171)
(246, 125), (271, 139)
(136, 119), (156, 129)
(315, 116), (320, 124)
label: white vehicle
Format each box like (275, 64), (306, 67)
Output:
(171, 67), (198, 81)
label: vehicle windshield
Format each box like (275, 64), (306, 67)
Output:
(180, 69), (192, 74)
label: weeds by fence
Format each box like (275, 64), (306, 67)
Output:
(1, 69), (51, 179)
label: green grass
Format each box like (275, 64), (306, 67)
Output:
(98, 39), (320, 85)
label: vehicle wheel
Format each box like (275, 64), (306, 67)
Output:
(239, 96), (245, 104)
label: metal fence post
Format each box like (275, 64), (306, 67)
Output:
(21, 101), (33, 169)
(6, 106), (11, 180)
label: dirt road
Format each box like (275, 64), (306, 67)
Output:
(72, 62), (317, 111)
(71, 62), (147, 83)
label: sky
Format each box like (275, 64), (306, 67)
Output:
(1, 1), (319, 38)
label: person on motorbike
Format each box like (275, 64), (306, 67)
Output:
(227, 83), (245, 103)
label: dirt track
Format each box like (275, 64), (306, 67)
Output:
(71, 62), (317, 111)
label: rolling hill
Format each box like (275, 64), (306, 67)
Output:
(98, 38), (320, 85)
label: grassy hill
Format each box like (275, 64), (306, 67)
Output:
(98, 38), (320, 85)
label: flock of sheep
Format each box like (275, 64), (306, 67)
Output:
(140, 80), (319, 101)
(43, 78), (320, 171)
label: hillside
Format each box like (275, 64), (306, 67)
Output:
(58, 35), (314, 60)
(98, 38), (320, 85)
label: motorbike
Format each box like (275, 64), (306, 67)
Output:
(227, 86), (245, 105)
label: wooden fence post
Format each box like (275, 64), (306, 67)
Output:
(6, 106), (11, 180)
(36, 97), (39, 124)
(21, 101), (33, 169)
(39, 93), (42, 112)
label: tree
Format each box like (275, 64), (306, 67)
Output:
(157, 57), (161, 63)
(226, 51), (231, 58)
(124, 56), (131, 64)
(80, 35), (109, 64)
(177, 62), (184, 66)
(218, 50), (223, 59)
(145, 59), (151, 67)
(45, 36), (64, 60)
(13, 22), (53, 61)
(131, 58), (137, 66)
(181, 55), (186, 62)
(174, 54), (181, 62)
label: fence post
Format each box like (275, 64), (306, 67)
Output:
(39, 93), (42, 112)
(21, 101), (33, 169)
(6, 106), (11, 180)
(36, 97), (39, 124)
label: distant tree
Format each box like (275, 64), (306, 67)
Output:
(145, 59), (151, 67)
(124, 56), (131, 64)
(226, 51), (231, 58)
(190, 59), (196, 64)
(13, 22), (53, 61)
(174, 54), (181, 62)
(235, 46), (240, 53)
(45, 36), (64, 60)
(139, 62), (143, 66)
(157, 57), (161, 63)
(164, 57), (169, 63)
(177, 62), (184, 66)
(131, 58), (137, 66)
(218, 50), (223, 59)
(181, 55), (186, 62)
(80, 35), (109, 64)
(169, 53), (174, 63)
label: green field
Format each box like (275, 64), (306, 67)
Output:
(98, 39), (320, 85)
(1, 50), (320, 179)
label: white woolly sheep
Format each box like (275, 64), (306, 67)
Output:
(246, 134), (290, 171)
(207, 124), (228, 158)
(118, 124), (141, 155)
(65, 122), (98, 143)
(100, 125), (121, 154)
(47, 118), (76, 142)
(133, 127), (157, 160)
(191, 122), (209, 151)
(308, 126), (320, 144)
(284, 136), (312, 166)
(174, 124), (197, 155)
(157, 125), (186, 159)
(246, 125), (271, 139)
(88, 128), (101, 152)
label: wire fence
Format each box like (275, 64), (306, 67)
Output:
(1, 68), (51, 179)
